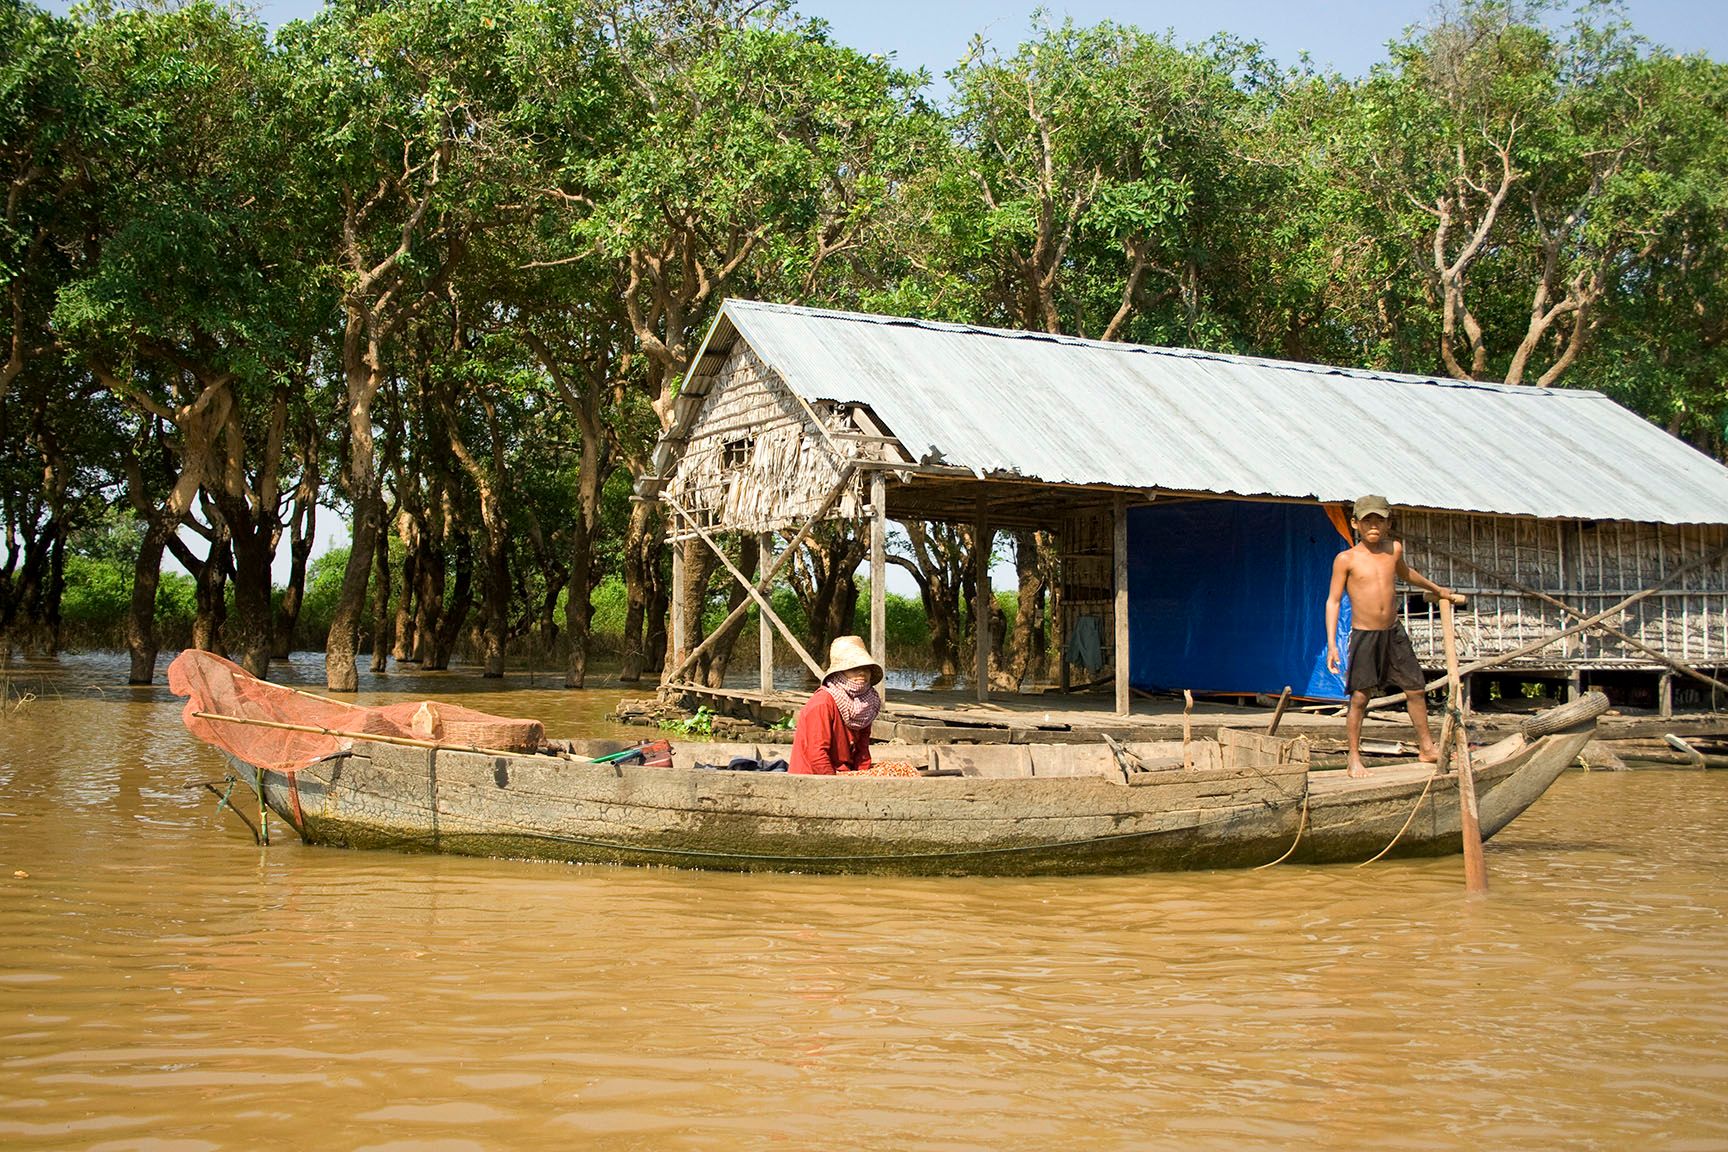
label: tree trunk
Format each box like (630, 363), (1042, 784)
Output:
(411, 531), (445, 665)
(393, 541), (418, 662)
(677, 537), (719, 674)
(126, 521), (171, 684)
(324, 489), (380, 690)
(562, 440), (602, 685)
(272, 497), (314, 660)
(700, 536), (758, 688)
(477, 523), (508, 677)
(1001, 529), (1046, 688)
(223, 506), (275, 678)
(368, 528), (392, 674)
(429, 534), (473, 671)
(618, 500), (654, 682)
(189, 529), (230, 657)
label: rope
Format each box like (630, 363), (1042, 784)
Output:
(1356, 770), (1439, 867)
(1253, 788), (1310, 869)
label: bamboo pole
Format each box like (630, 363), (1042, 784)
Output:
(1439, 598), (1488, 894)
(191, 711), (596, 764)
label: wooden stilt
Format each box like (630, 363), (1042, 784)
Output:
(759, 532), (774, 694)
(1114, 494), (1131, 718)
(871, 474), (887, 702)
(670, 542), (686, 671)
(1659, 672), (1674, 719)
(975, 496), (990, 704)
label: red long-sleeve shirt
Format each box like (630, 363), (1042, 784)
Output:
(789, 689), (873, 775)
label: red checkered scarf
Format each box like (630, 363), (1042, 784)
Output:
(822, 674), (881, 731)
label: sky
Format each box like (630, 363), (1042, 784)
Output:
(39, 1), (1728, 78)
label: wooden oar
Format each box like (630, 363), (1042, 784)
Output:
(1434, 595), (1487, 894)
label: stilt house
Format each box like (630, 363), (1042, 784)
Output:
(639, 300), (1728, 716)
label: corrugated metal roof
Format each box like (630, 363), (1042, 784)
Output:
(699, 299), (1728, 525)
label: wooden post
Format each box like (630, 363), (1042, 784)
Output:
(1181, 689), (1193, 767)
(1266, 686), (1293, 736)
(1113, 494), (1130, 718)
(871, 473), (887, 703)
(975, 496), (990, 703)
(1567, 670), (1583, 703)
(758, 532), (774, 694)
(670, 541), (686, 672)
(1659, 672), (1674, 719)
(1440, 597), (1488, 894)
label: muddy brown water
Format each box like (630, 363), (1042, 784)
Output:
(3, 653), (1727, 1150)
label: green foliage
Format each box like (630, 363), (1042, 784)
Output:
(659, 704), (715, 737)
(7, 0), (1727, 668)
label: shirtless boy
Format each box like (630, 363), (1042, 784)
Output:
(1325, 494), (1461, 777)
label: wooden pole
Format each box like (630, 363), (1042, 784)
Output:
(1266, 686), (1293, 736)
(1114, 494), (1131, 718)
(1182, 688), (1194, 768)
(871, 473), (887, 703)
(670, 541), (686, 671)
(1439, 598), (1488, 894)
(975, 496), (990, 704)
(758, 532), (774, 694)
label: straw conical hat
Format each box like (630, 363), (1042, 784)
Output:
(823, 635), (882, 685)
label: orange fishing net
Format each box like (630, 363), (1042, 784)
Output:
(167, 650), (545, 774)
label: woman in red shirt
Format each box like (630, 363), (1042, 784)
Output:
(790, 635), (882, 775)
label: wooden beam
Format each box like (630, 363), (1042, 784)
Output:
(975, 496), (990, 703)
(871, 472), (887, 703)
(1114, 493), (1131, 718)
(662, 493), (825, 683)
(657, 464), (857, 687)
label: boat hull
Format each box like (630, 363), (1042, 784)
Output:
(236, 727), (1590, 876)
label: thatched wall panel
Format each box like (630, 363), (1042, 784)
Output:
(664, 345), (863, 537)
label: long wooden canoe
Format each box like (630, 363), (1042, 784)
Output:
(224, 696), (1605, 876)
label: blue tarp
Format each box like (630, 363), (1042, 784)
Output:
(1127, 502), (1351, 700)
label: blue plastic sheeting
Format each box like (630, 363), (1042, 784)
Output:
(1127, 502), (1351, 700)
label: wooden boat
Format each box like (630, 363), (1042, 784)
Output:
(218, 694), (1608, 877)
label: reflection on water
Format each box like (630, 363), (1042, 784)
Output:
(3, 652), (1728, 1150)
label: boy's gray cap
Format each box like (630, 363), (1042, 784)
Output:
(1353, 494), (1392, 519)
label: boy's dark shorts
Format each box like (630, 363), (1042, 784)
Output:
(1347, 625), (1426, 695)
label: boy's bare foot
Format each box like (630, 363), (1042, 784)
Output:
(1417, 747), (1440, 764)
(1347, 760), (1372, 778)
